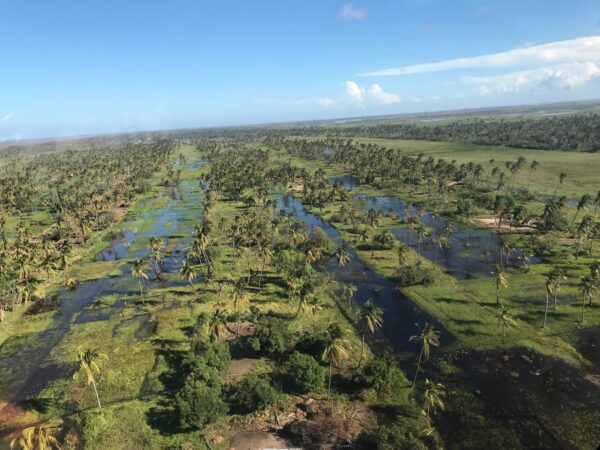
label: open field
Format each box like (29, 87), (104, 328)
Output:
(0, 132), (599, 450)
(321, 137), (600, 198)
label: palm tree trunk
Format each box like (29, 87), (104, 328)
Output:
(237, 303), (241, 338)
(412, 346), (424, 390)
(581, 297), (586, 323)
(91, 376), (102, 410)
(327, 360), (333, 400)
(542, 292), (549, 328)
(138, 279), (145, 305)
(357, 330), (365, 368)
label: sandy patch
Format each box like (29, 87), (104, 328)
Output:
(470, 217), (537, 234)
(228, 431), (296, 450)
(224, 358), (261, 383)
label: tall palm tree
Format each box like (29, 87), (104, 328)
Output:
(148, 237), (165, 281)
(131, 259), (148, 305)
(549, 266), (566, 310)
(579, 276), (597, 323)
(542, 277), (553, 329)
(335, 245), (351, 269)
(344, 283), (357, 307)
(74, 349), (108, 410)
(409, 323), (440, 390)
(397, 243), (409, 267)
(357, 300), (383, 368)
(208, 308), (228, 341)
(414, 225), (429, 257)
(571, 193), (591, 228)
(178, 258), (198, 293)
(10, 423), (62, 450)
(493, 265), (509, 305)
(497, 306), (517, 339)
(232, 278), (248, 337)
(322, 324), (349, 400)
(433, 235), (448, 271)
(423, 378), (445, 417)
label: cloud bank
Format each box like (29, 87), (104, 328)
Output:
(339, 4), (367, 21)
(463, 62), (600, 95)
(344, 81), (400, 104)
(359, 36), (600, 76)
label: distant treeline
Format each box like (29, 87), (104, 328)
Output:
(299, 113), (600, 152)
(174, 112), (600, 152)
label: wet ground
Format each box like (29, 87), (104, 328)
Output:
(279, 190), (600, 450)
(0, 171), (204, 406)
(331, 175), (540, 279)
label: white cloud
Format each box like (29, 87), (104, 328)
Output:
(344, 81), (365, 102)
(2, 112), (14, 122)
(368, 84), (401, 104)
(339, 3), (367, 21)
(463, 62), (600, 95)
(359, 35), (600, 76)
(315, 97), (335, 106)
(344, 81), (400, 105)
(289, 97), (335, 106)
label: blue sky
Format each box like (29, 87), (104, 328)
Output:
(1, 0), (600, 140)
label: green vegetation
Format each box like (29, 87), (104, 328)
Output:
(0, 116), (598, 449)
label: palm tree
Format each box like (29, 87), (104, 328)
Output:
(571, 193), (591, 228)
(397, 243), (409, 267)
(322, 324), (349, 400)
(357, 300), (383, 368)
(343, 283), (357, 307)
(497, 306), (517, 339)
(10, 423), (62, 450)
(148, 237), (165, 280)
(74, 349), (108, 410)
(414, 225), (429, 257)
(231, 278), (248, 338)
(131, 259), (148, 304)
(493, 265), (509, 305)
(409, 323), (440, 390)
(335, 245), (351, 269)
(423, 378), (445, 417)
(542, 277), (553, 329)
(579, 276), (597, 323)
(208, 308), (228, 341)
(433, 235), (447, 270)
(178, 258), (198, 293)
(549, 266), (566, 310)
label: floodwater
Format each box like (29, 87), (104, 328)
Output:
(331, 176), (540, 279)
(0, 164), (205, 404)
(0, 163), (596, 449)
(279, 190), (599, 449)
(276, 194), (453, 354)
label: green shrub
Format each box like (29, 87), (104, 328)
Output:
(284, 351), (325, 393)
(231, 374), (279, 412)
(176, 379), (227, 429)
(188, 338), (231, 373)
(376, 421), (427, 450)
(363, 354), (403, 391)
(255, 318), (288, 355)
(395, 265), (435, 287)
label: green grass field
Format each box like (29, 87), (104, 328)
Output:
(324, 137), (600, 198)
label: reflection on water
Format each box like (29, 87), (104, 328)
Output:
(276, 194), (453, 355)
(329, 176), (539, 279)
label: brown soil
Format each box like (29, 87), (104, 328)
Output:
(470, 217), (537, 234)
(224, 358), (261, 383)
(228, 431), (296, 450)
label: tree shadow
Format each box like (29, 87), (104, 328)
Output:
(146, 400), (182, 435)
